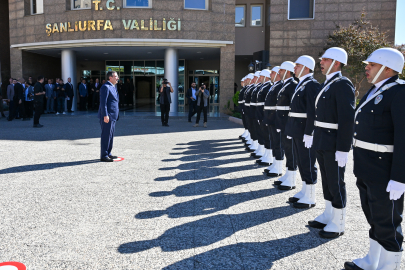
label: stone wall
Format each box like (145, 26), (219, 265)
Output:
(0, 0), (10, 93)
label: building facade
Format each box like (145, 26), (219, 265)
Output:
(3, 0), (397, 112)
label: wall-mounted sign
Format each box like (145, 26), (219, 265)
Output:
(45, 0), (181, 36)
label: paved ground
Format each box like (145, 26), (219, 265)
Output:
(0, 113), (404, 269)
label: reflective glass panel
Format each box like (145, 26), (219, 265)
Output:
(121, 61), (133, 75)
(106, 61), (122, 73)
(251, 5), (262, 26)
(156, 61), (164, 75)
(289, 0), (314, 19)
(184, 0), (206, 10)
(132, 61), (145, 75)
(73, 0), (91, 9)
(145, 61), (156, 75)
(126, 0), (150, 7)
(235, 6), (245, 27)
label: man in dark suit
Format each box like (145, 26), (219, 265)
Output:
(91, 78), (101, 110)
(79, 79), (88, 111)
(65, 77), (74, 113)
(8, 78), (25, 121)
(33, 76), (46, 128)
(186, 82), (197, 122)
(98, 71), (120, 162)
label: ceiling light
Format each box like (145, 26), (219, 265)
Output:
(147, 52), (152, 54)
(104, 53), (109, 54)
(197, 52), (201, 53)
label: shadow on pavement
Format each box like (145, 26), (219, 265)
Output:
(0, 159), (100, 174)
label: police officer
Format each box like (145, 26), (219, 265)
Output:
(242, 74), (256, 147)
(245, 71), (261, 152)
(284, 55), (320, 208)
(344, 48), (405, 270)
(308, 47), (355, 239)
(264, 66), (284, 176)
(238, 76), (249, 141)
(250, 71), (265, 158)
(274, 61), (299, 190)
(254, 69), (273, 165)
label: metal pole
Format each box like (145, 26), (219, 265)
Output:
(61, 50), (77, 112)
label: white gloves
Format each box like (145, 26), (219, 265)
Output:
(276, 129), (281, 133)
(287, 136), (292, 139)
(257, 120), (260, 124)
(303, 135), (313, 149)
(386, 180), (405, 200)
(335, 151), (349, 168)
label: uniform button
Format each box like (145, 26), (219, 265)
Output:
(356, 121), (359, 124)
(379, 157), (382, 159)
(359, 109), (361, 112)
(328, 130), (330, 132)
(371, 110), (373, 112)
(354, 132), (357, 136)
(323, 97), (325, 98)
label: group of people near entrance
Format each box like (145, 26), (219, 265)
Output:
(238, 47), (405, 270)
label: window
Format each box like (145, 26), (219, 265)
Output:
(235, 5), (245, 27)
(125, 0), (151, 8)
(72, 0), (91, 9)
(31, 0), (43, 14)
(184, 0), (208, 10)
(288, 0), (315, 20)
(251, 5), (262, 26)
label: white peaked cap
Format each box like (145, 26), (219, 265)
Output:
(246, 73), (255, 80)
(320, 47), (348, 65)
(241, 77), (245, 81)
(280, 61), (296, 73)
(363, 48), (404, 73)
(260, 69), (271, 78)
(272, 66), (280, 73)
(295, 55), (316, 70)
(254, 71), (261, 77)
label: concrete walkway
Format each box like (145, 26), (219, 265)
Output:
(0, 114), (403, 269)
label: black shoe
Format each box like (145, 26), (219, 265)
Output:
(33, 124), (43, 128)
(293, 202), (316, 209)
(162, 123), (165, 126)
(308, 220), (327, 229)
(257, 160), (270, 166)
(288, 197), (300, 203)
(188, 120), (192, 123)
(264, 169), (270, 173)
(164, 123), (169, 127)
(245, 147), (254, 152)
(15, 117), (21, 119)
(23, 118), (30, 121)
(1, 113), (5, 117)
(319, 229), (344, 239)
(267, 173), (282, 177)
(278, 185), (295, 190)
(100, 157), (114, 162)
(109, 155), (118, 159)
(344, 262), (363, 270)
(274, 180), (282, 185)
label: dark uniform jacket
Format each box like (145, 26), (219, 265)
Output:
(263, 81), (283, 126)
(33, 82), (45, 104)
(249, 83), (262, 120)
(275, 77), (298, 132)
(238, 86), (247, 113)
(312, 73), (355, 152)
(13, 83), (24, 102)
(285, 76), (320, 139)
(353, 75), (405, 183)
(255, 81), (272, 121)
(243, 84), (257, 119)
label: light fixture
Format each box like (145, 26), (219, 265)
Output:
(147, 52), (152, 54)
(104, 53), (109, 54)
(197, 51), (201, 53)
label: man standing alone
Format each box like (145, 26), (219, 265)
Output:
(33, 76), (45, 128)
(98, 71), (120, 162)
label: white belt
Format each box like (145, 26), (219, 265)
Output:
(245, 103), (250, 106)
(264, 106), (276, 110)
(353, 139), (394, 153)
(250, 102), (257, 106)
(238, 101), (245, 104)
(315, 121), (338, 129)
(289, 112), (307, 118)
(256, 102), (264, 106)
(276, 106), (290, 111)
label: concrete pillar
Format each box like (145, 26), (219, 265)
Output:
(164, 48), (178, 113)
(220, 45), (235, 113)
(61, 49), (77, 112)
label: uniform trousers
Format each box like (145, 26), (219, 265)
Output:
(33, 102), (43, 125)
(256, 120), (265, 145)
(241, 109), (248, 130)
(269, 125), (284, 160)
(160, 103), (170, 124)
(293, 138), (317, 185)
(316, 150), (347, 209)
(100, 118), (116, 159)
(80, 96), (87, 111)
(357, 177), (403, 252)
(248, 117), (258, 141)
(24, 101), (33, 118)
(67, 97), (73, 112)
(282, 133), (297, 171)
(262, 123), (271, 149)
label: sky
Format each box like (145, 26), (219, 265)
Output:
(396, 0), (405, 45)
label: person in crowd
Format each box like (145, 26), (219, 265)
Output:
(45, 79), (55, 113)
(186, 82), (198, 122)
(79, 79), (88, 111)
(92, 78), (101, 110)
(56, 79), (67, 115)
(239, 74), (254, 144)
(244, 71), (261, 152)
(87, 78), (94, 110)
(193, 83), (210, 128)
(117, 79), (124, 108)
(7, 78), (15, 119)
(98, 71), (120, 162)
(8, 78), (25, 121)
(344, 48), (405, 270)
(53, 78), (60, 113)
(124, 78), (134, 106)
(0, 89), (5, 118)
(65, 77), (74, 113)
(33, 76), (45, 128)
(24, 82), (34, 119)
(159, 79), (173, 127)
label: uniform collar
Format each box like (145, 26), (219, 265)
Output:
(282, 77), (293, 85)
(299, 73), (313, 82)
(373, 77), (391, 90)
(326, 71), (341, 81)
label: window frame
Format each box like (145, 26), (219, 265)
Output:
(184, 0), (209, 11)
(124, 0), (152, 9)
(31, 0), (44, 15)
(235, 5), (246, 27)
(71, 0), (91, 10)
(250, 4), (263, 27)
(287, 0), (315, 20)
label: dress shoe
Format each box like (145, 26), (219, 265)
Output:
(273, 180), (282, 185)
(343, 262), (363, 270)
(109, 155), (118, 159)
(293, 202), (316, 208)
(264, 169), (270, 173)
(288, 197), (300, 203)
(1, 113), (5, 117)
(33, 124), (43, 128)
(278, 185), (295, 190)
(162, 123), (165, 126)
(23, 118), (30, 121)
(308, 220), (327, 229)
(100, 157), (114, 162)
(319, 230), (344, 238)
(15, 117), (21, 119)
(164, 123), (169, 127)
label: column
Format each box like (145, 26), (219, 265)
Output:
(220, 45), (235, 113)
(164, 48), (178, 113)
(61, 49), (77, 112)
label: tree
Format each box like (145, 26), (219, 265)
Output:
(320, 11), (392, 94)
(393, 44), (405, 80)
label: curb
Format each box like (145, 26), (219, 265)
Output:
(228, 116), (243, 125)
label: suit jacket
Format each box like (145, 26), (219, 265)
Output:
(7, 84), (14, 100)
(285, 76), (321, 139)
(98, 81), (119, 121)
(312, 73), (355, 152)
(353, 75), (405, 183)
(186, 87), (197, 102)
(238, 86), (247, 113)
(65, 83), (74, 97)
(92, 82), (101, 93)
(13, 83), (24, 102)
(263, 81), (283, 126)
(45, 84), (55, 98)
(248, 84), (262, 119)
(275, 78), (298, 132)
(243, 84), (256, 118)
(79, 83), (88, 97)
